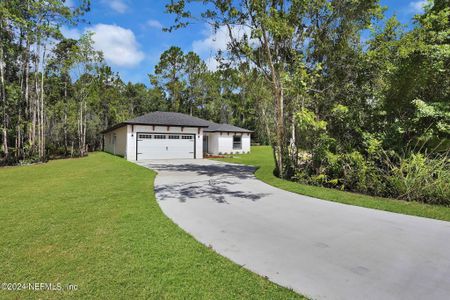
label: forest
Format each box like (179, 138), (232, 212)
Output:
(0, 0), (449, 204)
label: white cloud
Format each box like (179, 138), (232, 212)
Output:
(60, 27), (81, 39)
(408, 0), (427, 14)
(193, 26), (231, 55)
(88, 24), (144, 67)
(192, 24), (258, 71)
(205, 57), (220, 71)
(146, 19), (163, 30)
(65, 0), (75, 8)
(103, 0), (128, 13)
(59, 24), (145, 68)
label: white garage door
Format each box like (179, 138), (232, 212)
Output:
(137, 133), (195, 160)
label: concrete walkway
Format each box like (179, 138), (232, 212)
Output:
(137, 159), (450, 300)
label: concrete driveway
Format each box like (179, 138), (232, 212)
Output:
(137, 159), (450, 300)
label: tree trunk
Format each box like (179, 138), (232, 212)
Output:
(24, 41), (30, 157)
(40, 43), (46, 160)
(83, 99), (87, 155)
(274, 85), (285, 178)
(34, 68), (39, 158)
(63, 81), (68, 155)
(78, 99), (83, 156)
(260, 27), (289, 178)
(0, 42), (8, 159)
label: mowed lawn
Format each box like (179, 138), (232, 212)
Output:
(216, 146), (450, 222)
(0, 153), (302, 299)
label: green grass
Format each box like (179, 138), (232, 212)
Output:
(214, 146), (450, 222)
(0, 152), (303, 299)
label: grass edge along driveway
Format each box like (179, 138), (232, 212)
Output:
(214, 146), (450, 222)
(0, 152), (304, 299)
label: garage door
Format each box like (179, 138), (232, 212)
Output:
(137, 133), (195, 160)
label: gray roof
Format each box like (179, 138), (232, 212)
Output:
(126, 111), (212, 127)
(102, 111), (252, 133)
(203, 122), (253, 133)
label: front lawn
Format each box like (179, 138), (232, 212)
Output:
(215, 146), (450, 222)
(0, 153), (302, 299)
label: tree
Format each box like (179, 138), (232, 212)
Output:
(166, 0), (383, 178)
(71, 33), (103, 156)
(0, 0), (89, 163)
(150, 46), (187, 112)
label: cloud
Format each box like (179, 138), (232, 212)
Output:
(59, 24), (145, 68)
(88, 24), (144, 67)
(65, 0), (75, 8)
(60, 27), (81, 39)
(408, 0), (427, 14)
(192, 24), (258, 71)
(146, 19), (163, 30)
(103, 0), (128, 13)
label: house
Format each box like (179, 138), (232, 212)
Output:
(101, 111), (252, 160)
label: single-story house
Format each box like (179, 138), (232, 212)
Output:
(101, 111), (252, 160)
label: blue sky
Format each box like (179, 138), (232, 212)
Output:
(62, 0), (429, 84)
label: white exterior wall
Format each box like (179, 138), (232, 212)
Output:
(103, 126), (127, 157)
(206, 132), (220, 154)
(126, 125), (204, 161)
(242, 134), (251, 152)
(205, 132), (251, 155)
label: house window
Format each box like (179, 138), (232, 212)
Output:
(181, 135), (193, 140)
(138, 134), (152, 139)
(168, 135), (180, 139)
(112, 133), (116, 145)
(233, 135), (242, 150)
(154, 134), (166, 139)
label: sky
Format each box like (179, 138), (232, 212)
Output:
(61, 0), (429, 84)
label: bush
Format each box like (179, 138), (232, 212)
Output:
(385, 152), (450, 205)
(294, 148), (449, 205)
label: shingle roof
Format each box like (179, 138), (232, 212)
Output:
(126, 111), (212, 127)
(101, 111), (252, 134)
(203, 122), (253, 133)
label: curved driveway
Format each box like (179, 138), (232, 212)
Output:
(138, 159), (450, 300)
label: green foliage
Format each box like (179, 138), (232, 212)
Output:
(386, 152), (450, 204)
(295, 145), (450, 205)
(296, 108), (327, 131)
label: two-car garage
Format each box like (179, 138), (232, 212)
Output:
(102, 111), (252, 161)
(136, 133), (196, 160)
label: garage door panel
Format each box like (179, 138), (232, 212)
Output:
(137, 133), (195, 160)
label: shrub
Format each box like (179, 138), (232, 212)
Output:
(385, 152), (450, 204)
(294, 148), (449, 205)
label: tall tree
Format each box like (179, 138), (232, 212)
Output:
(166, 0), (383, 178)
(150, 46), (186, 112)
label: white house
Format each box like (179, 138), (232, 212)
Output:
(102, 111), (252, 160)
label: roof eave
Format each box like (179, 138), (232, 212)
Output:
(101, 122), (210, 134)
(204, 130), (253, 133)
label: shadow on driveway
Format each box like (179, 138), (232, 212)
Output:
(148, 162), (269, 204)
(147, 163), (257, 180)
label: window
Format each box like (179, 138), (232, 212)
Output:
(181, 135), (193, 140)
(154, 134), (166, 139)
(138, 134), (152, 139)
(168, 135), (180, 139)
(233, 135), (242, 150)
(112, 134), (116, 145)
